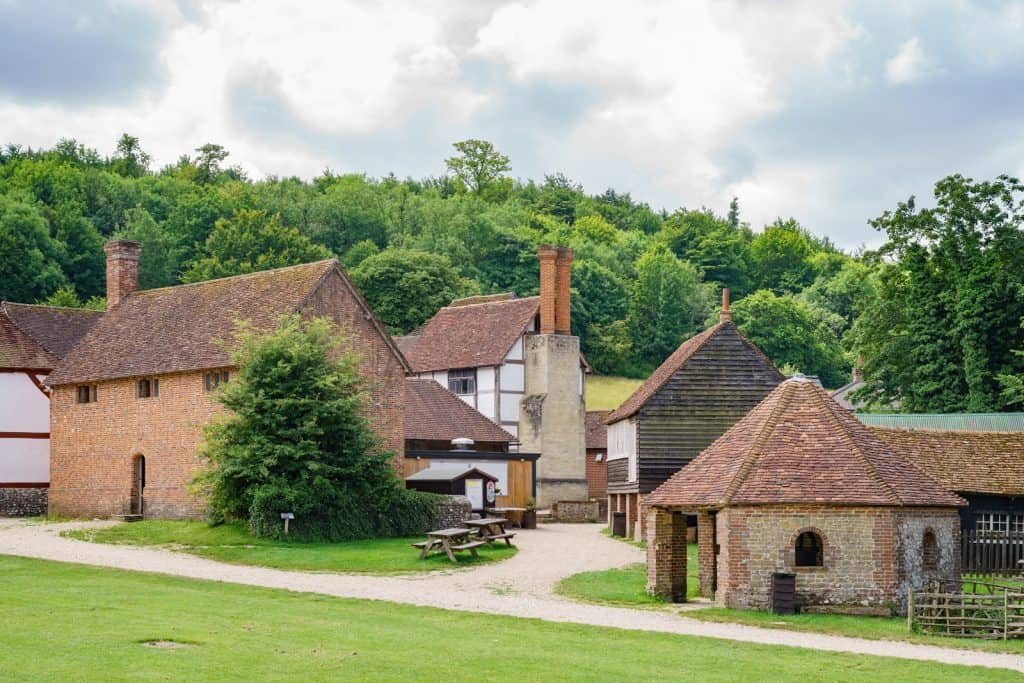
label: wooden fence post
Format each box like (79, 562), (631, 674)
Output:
(1005, 591), (1009, 640)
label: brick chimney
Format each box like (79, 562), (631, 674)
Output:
(719, 287), (732, 322)
(554, 247), (572, 335)
(538, 245), (557, 334)
(104, 239), (142, 310)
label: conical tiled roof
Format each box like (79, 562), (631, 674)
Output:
(645, 376), (966, 508)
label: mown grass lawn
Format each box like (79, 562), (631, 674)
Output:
(555, 559), (1024, 656)
(585, 375), (643, 410)
(64, 520), (515, 574)
(0, 555), (1016, 682)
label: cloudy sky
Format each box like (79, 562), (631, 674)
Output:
(2, 0), (1022, 248)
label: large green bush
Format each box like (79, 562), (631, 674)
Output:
(195, 315), (437, 541)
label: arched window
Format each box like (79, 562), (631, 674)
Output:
(795, 531), (823, 567)
(922, 530), (939, 570)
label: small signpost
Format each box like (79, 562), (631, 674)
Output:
(280, 512), (295, 535)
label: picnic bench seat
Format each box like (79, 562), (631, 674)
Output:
(450, 541), (487, 551)
(483, 532), (516, 546)
(411, 541), (431, 549)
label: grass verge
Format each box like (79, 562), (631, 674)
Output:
(555, 544), (700, 604)
(585, 375), (644, 410)
(64, 520), (515, 574)
(555, 556), (1024, 655)
(0, 555), (1016, 681)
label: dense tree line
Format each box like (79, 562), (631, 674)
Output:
(2, 135), (1021, 407)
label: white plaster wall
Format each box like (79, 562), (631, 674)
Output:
(477, 393), (496, 421)
(477, 367), (495, 392)
(607, 418), (638, 482)
(505, 337), (524, 361)
(0, 373), (49, 432)
(0, 438), (48, 482)
(500, 393), (522, 424)
(500, 363), (524, 392)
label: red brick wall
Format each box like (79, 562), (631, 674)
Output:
(49, 268), (407, 519)
(537, 246), (557, 334)
(49, 372), (220, 519)
(585, 448), (607, 498)
(646, 507), (687, 602)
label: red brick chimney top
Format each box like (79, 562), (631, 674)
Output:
(104, 239), (142, 310)
(720, 287), (732, 322)
(537, 245), (557, 334)
(554, 247), (573, 335)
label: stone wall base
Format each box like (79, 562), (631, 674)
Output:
(434, 495), (471, 530)
(0, 487), (48, 517)
(552, 500), (601, 522)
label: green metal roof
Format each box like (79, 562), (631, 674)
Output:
(855, 413), (1024, 433)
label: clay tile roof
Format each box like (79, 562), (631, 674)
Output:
(870, 427), (1024, 496)
(393, 335), (420, 357)
(0, 309), (56, 370)
(605, 321), (780, 424)
(47, 260), (361, 386)
(403, 296), (540, 373)
(1, 302), (103, 359)
(586, 410), (609, 450)
(404, 378), (514, 444)
(645, 377), (966, 509)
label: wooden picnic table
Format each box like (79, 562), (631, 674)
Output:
(486, 507), (526, 527)
(463, 517), (516, 546)
(412, 527), (486, 563)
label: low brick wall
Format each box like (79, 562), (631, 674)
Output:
(433, 495), (471, 530)
(552, 500), (601, 523)
(0, 487), (48, 517)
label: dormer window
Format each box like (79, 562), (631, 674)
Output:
(448, 368), (476, 395)
(204, 371), (230, 392)
(137, 378), (159, 399)
(76, 385), (98, 404)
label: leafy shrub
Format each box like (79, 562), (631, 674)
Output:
(195, 315), (437, 541)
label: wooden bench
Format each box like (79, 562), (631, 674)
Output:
(449, 540), (487, 557)
(483, 532), (516, 546)
(411, 541), (431, 549)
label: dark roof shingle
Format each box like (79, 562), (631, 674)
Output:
(870, 427), (1024, 496)
(47, 260), (398, 386)
(403, 296), (539, 373)
(2, 302), (103, 360)
(645, 377), (965, 509)
(405, 378), (514, 444)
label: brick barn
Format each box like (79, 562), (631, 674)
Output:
(644, 375), (965, 613)
(45, 240), (408, 520)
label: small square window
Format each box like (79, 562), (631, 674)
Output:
(448, 368), (476, 395)
(204, 371), (230, 392)
(76, 385), (97, 403)
(137, 378), (158, 399)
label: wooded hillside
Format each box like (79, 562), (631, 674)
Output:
(2, 136), (1022, 407)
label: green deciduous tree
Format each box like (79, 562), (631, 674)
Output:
(445, 139), (510, 196)
(855, 174), (1024, 411)
(183, 209), (332, 283)
(194, 316), (436, 540)
(628, 245), (714, 368)
(731, 289), (850, 388)
(747, 219), (818, 294)
(0, 194), (68, 302)
(350, 248), (477, 334)
(111, 133), (151, 178)
(114, 207), (181, 289)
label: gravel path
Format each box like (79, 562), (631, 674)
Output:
(1, 518), (1022, 673)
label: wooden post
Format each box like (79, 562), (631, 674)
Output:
(907, 588), (914, 632)
(1005, 590), (1009, 640)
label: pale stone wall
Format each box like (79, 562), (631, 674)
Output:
(518, 334), (586, 506)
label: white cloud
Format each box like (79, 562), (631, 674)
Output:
(473, 0), (861, 212)
(884, 37), (935, 85)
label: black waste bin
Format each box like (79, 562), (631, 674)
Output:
(770, 572), (796, 615)
(611, 511), (626, 537)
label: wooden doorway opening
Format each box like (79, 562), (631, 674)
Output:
(130, 455), (146, 516)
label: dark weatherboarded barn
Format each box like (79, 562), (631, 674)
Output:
(604, 292), (783, 538)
